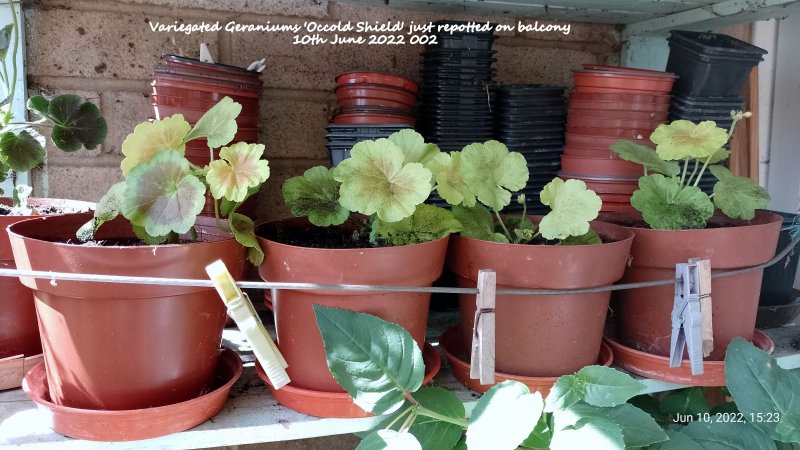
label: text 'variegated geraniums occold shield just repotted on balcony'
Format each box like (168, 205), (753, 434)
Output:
(8, 98), (269, 438)
(436, 140), (634, 394)
(605, 113), (782, 385)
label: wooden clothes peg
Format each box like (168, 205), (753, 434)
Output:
(470, 269), (496, 385)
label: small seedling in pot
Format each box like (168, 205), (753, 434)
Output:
(610, 111), (769, 230)
(77, 97), (269, 264)
(0, 0), (106, 213)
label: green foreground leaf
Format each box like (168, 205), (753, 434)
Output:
(466, 381), (543, 450)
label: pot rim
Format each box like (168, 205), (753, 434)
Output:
(450, 217), (635, 249)
(604, 209), (784, 233)
(256, 218), (449, 253)
(7, 214), (237, 250)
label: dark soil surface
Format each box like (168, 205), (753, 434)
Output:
(0, 205), (72, 216)
(260, 223), (373, 249)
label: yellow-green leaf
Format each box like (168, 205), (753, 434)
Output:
(120, 114), (191, 176)
(428, 151), (476, 207)
(206, 142), (270, 202)
(539, 178), (602, 240)
(461, 140), (529, 211)
(650, 120), (730, 161)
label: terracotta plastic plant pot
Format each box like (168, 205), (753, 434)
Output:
(155, 65), (261, 87)
(0, 199), (93, 363)
(336, 72), (418, 93)
(559, 176), (639, 195)
(605, 330), (774, 386)
(566, 132), (652, 149)
(154, 71), (261, 92)
(336, 96), (413, 109)
(566, 126), (654, 140)
(569, 92), (671, 105)
(151, 92), (259, 111)
(256, 218), (448, 392)
(152, 84), (259, 105)
(152, 78), (260, 99)
(255, 343), (440, 418)
(562, 146), (623, 159)
(573, 71), (676, 94)
(567, 115), (664, 130)
(601, 203), (638, 213)
(332, 113), (416, 125)
(568, 108), (669, 122)
(8, 214), (245, 410)
(608, 211), (782, 361)
(440, 326), (614, 395)
(569, 99), (671, 113)
(561, 155), (643, 177)
(153, 104), (259, 127)
(581, 64), (678, 78)
(335, 84), (417, 108)
(23, 347), (242, 441)
(447, 220), (634, 377)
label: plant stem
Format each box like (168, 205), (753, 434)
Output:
(399, 408), (418, 433)
(493, 209), (513, 242)
(686, 159), (700, 187)
(384, 406), (414, 431)
(693, 154), (714, 188)
(416, 406), (469, 428)
(520, 199), (527, 226)
(680, 157), (690, 186)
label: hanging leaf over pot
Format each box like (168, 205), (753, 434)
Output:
(451, 204), (509, 244)
(709, 165), (770, 220)
(0, 129), (45, 171)
(370, 204), (462, 246)
(630, 174), (714, 230)
(282, 166), (349, 227)
(609, 140), (680, 176)
(539, 178), (601, 241)
(26, 94), (107, 153)
(121, 149), (206, 237)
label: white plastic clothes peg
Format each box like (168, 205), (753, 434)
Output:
(206, 260), (290, 389)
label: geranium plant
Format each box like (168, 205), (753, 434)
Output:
(0, 0), (106, 209)
(433, 140), (603, 245)
(610, 112), (769, 230)
(78, 97), (268, 264)
(316, 307), (800, 449)
(282, 129), (461, 246)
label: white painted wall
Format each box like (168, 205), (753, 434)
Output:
(758, 2), (800, 287)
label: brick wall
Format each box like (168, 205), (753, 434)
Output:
(23, 0), (619, 222)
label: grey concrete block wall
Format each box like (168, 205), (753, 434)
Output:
(24, 0), (620, 222)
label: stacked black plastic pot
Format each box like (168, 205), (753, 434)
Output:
(417, 20), (497, 152)
(495, 85), (566, 214)
(666, 30), (767, 193)
(325, 124), (412, 166)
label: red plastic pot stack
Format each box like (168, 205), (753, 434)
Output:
(561, 65), (676, 212)
(332, 72), (417, 126)
(151, 55), (263, 219)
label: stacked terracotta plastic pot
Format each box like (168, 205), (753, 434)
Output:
(561, 65), (676, 212)
(327, 72), (417, 165)
(151, 55), (262, 218)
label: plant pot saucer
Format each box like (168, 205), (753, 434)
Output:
(22, 347), (242, 442)
(255, 342), (441, 418)
(604, 331), (774, 386)
(440, 327), (613, 396)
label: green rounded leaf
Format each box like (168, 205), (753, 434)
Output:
(553, 402), (667, 448)
(631, 174), (714, 230)
(659, 387), (710, 417)
(333, 138), (432, 223)
(369, 204), (461, 246)
(121, 149), (205, 236)
(39, 94), (107, 153)
(709, 166), (770, 220)
(184, 96), (242, 148)
(313, 306), (425, 415)
(576, 365), (645, 407)
(725, 338), (800, 444)
(357, 430), (421, 450)
(408, 387), (466, 450)
(610, 140), (680, 176)
(206, 142), (270, 202)
(452, 204), (509, 243)
(461, 140), (529, 211)
(650, 429), (705, 450)
(282, 166), (348, 227)
(428, 151), (476, 207)
(550, 417), (624, 450)
(539, 178), (602, 240)
(559, 229), (602, 246)
(0, 130), (46, 171)
(682, 420), (777, 450)
(650, 120), (730, 161)
(545, 374), (583, 412)
(387, 129), (440, 167)
(121, 114), (191, 176)
(699, 148), (731, 165)
(467, 381), (544, 450)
